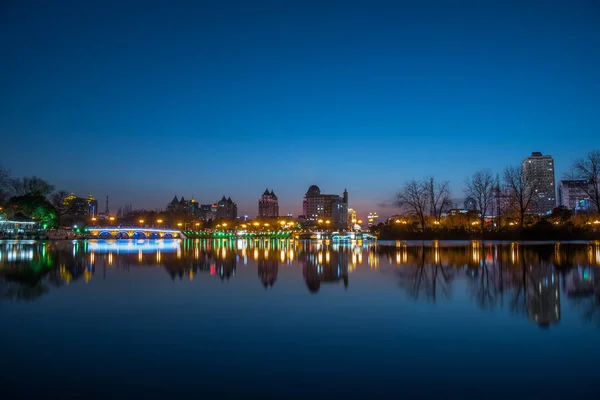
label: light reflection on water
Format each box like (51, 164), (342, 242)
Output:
(1, 239), (600, 397)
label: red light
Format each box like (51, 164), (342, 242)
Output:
(210, 265), (216, 275)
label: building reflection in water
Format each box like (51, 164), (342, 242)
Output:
(1, 239), (600, 327)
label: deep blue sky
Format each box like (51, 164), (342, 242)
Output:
(1, 0), (599, 218)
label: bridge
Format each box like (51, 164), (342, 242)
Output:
(88, 227), (184, 239)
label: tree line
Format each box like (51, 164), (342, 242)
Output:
(397, 150), (600, 232)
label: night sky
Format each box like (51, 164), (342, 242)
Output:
(2, 0), (599, 218)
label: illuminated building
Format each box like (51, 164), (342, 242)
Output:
(558, 179), (594, 213)
(301, 185), (348, 229)
(62, 193), (98, 218)
(199, 204), (217, 221)
(258, 188), (279, 217)
(166, 196), (199, 215)
(0, 213), (40, 236)
(217, 196), (238, 220)
(347, 208), (357, 228)
(367, 212), (379, 227)
(522, 152), (556, 215)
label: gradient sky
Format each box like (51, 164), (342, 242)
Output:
(1, 0), (599, 218)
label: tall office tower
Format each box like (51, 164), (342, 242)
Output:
(522, 152), (556, 215)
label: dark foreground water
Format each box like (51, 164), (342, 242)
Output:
(1, 239), (599, 399)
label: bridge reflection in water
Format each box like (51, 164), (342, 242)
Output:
(1, 239), (600, 327)
(88, 227), (183, 239)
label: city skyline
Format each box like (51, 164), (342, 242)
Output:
(2, 1), (599, 218)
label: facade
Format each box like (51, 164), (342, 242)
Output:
(166, 196), (198, 215)
(347, 208), (357, 227)
(198, 204), (217, 221)
(217, 196), (237, 220)
(258, 188), (279, 217)
(558, 179), (593, 213)
(367, 212), (379, 227)
(302, 185), (348, 229)
(522, 152), (556, 215)
(63, 193), (98, 218)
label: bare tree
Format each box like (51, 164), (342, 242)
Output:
(464, 169), (494, 231)
(9, 176), (55, 197)
(397, 179), (428, 230)
(503, 165), (538, 229)
(569, 150), (600, 213)
(50, 190), (75, 218)
(425, 177), (452, 221)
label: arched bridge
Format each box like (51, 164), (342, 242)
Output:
(88, 227), (184, 240)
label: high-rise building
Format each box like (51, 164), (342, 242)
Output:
(347, 208), (357, 227)
(302, 186), (348, 229)
(217, 196), (237, 220)
(258, 188), (279, 217)
(522, 152), (556, 215)
(199, 204), (217, 221)
(166, 196), (199, 215)
(367, 212), (379, 227)
(558, 179), (593, 213)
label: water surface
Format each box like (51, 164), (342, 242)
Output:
(1, 239), (599, 398)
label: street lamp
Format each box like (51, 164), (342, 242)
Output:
(109, 216), (115, 225)
(177, 222), (183, 228)
(139, 219), (145, 225)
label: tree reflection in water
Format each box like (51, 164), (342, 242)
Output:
(1, 239), (599, 326)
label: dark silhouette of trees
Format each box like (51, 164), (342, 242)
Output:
(397, 180), (428, 230)
(464, 169), (494, 232)
(503, 165), (539, 229)
(426, 177), (453, 221)
(8, 176), (55, 197)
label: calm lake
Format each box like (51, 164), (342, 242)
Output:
(1, 239), (599, 398)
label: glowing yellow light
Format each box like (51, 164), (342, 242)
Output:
(177, 222), (183, 227)
(357, 219), (363, 224)
(139, 219), (144, 224)
(264, 223), (269, 227)
(109, 216), (115, 221)
(241, 224), (247, 228)
(91, 217), (97, 221)
(318, 219), (323, 224)
(325, 220), (330, 224)
(222, 223), (228, 228)
(157, 219), (163, 224)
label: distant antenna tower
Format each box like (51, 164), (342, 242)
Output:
(105, 196), (110, 215)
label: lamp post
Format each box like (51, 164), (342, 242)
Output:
(139, 219), (145, 226)
(109, 216), (115, 226)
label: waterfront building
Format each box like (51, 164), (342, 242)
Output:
(347, 208), (357, 227)
(0, 213), (40, 237)
(166, 196), (199, 215)
(258, 189), (279, 217)
(302, 185), (348, 229)
(558, 179), (594, 213)
(217, 196), (237, 220)
(198, 204), (217, 221)
(367, 212), (379, 227)
(522, 152), (556, 215)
